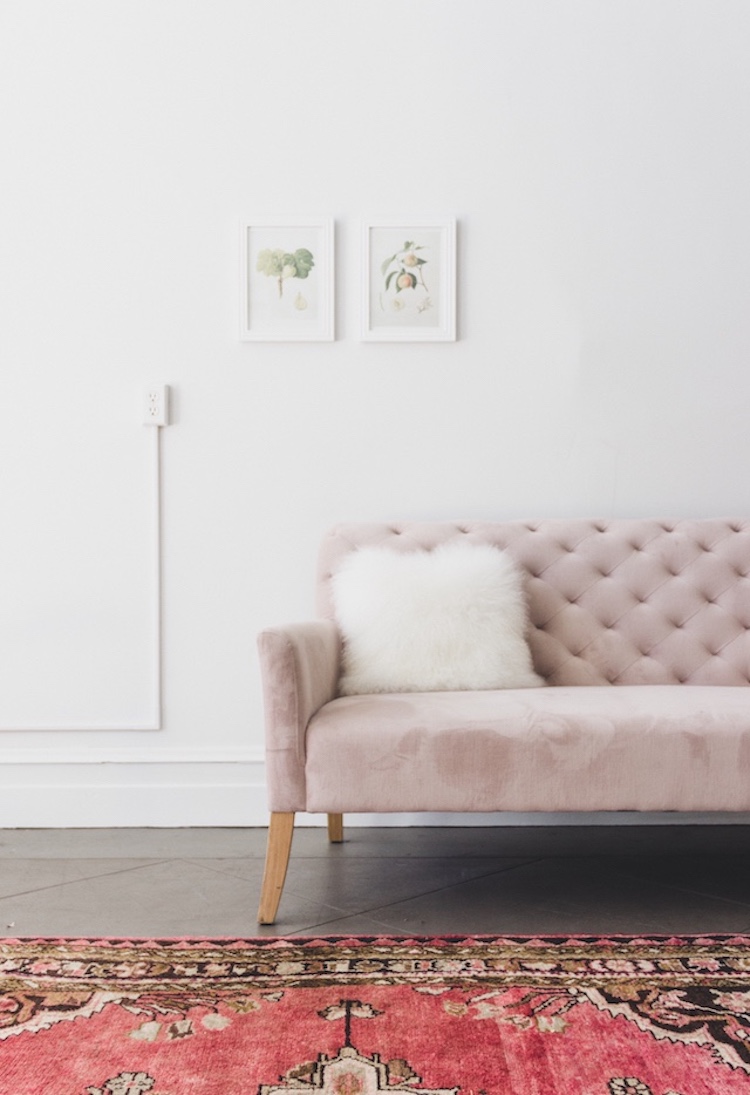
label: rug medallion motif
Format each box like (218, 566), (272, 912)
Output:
(0, 935), (749, 1093)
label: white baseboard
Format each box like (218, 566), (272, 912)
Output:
(0, 757), (748, 827)
(0, 760), (266, 827)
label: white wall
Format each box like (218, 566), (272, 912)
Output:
(1, 1), (749, 825)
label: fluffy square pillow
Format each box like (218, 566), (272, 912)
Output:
(332, 540), (544, 695)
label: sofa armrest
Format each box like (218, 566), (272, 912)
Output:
(257, 620), (342, 812)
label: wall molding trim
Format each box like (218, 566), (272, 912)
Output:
(0, 754), (748, 828)
(0, 747), (264, 765)
(0, 758), (265, 827)
(0, 427), (164, 733)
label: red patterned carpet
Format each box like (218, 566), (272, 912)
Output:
(1, 935), (750, 1093)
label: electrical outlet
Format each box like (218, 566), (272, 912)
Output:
(144, 384), (170, 426)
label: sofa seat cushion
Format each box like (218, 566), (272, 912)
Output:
(304, 686), (750, 814)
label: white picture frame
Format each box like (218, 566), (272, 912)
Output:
(362, 217), (456, 341)
(240, 218), (334, 341)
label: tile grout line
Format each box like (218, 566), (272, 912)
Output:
(0, 859), (176, 904)
(283, 857), (553, 924)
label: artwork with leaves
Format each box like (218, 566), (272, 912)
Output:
(380, 240), (433, 313)
(241, 220), (333, 341)
(363, 219), (456, 341)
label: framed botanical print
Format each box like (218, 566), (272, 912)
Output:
(362, 218), (456, 341)
(241, 218), (334, 341)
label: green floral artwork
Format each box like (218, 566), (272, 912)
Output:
(379, 240), (432, 315)
(256, 248), (315, 298)
(381, 241), (429, 295)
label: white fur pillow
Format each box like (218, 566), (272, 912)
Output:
(332, 541), (544, 695)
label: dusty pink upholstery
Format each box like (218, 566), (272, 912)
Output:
(305, 687), (750, 813)
(259, 519), (750, 815)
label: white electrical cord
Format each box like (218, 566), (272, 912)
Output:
(148, 420), (163, 730)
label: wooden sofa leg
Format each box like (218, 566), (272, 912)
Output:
(257, 812), (295, 925)
(327, 813), (344, 843)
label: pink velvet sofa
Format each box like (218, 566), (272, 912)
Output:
(257, 519), (750, 923)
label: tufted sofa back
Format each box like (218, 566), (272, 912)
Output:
(317, 519), (750, 686)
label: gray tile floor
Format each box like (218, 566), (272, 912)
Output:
(0, 824), (749, 939)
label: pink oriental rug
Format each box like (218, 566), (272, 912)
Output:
(1, 935), (750, 1094)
